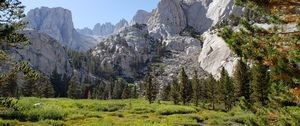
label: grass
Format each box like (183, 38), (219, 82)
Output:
(0, 97), (298, 126)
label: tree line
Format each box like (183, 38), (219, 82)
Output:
(144, 59), (282, 111)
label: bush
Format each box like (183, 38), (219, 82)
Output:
(25, 108), (67, 121)
(130, 107), (155, 114)
(88, 103), (126, 112)
(41, 120), (66, 126)
(0, 119), (18, 126)
(156, 106), (197, 115)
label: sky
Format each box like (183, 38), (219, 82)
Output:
(21, 0), (160, 29)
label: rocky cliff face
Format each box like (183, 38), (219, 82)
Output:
(93, 23), (115, 36)
(92, 24), (155, 80)
(26, 7), (98, 51)
(89, 0), (242, 81)
(114, 19), (129, 34)
(145, 0), (241, 77)
(77, 27), (93, 35)
(198, 31), (238, 77)
(131, 10), (151, 25)
(147, 0), (241, 36)
(10, 30), (72, 76)
(147, 0), (187, 38)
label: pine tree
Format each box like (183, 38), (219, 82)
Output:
(68, 76), (79, 99)
(0, 0), (38, 85)
(199, 78), (208, 108)
(112, 78), (126, 99)
(233, 59), (250, 102)
(22, 77), (36, 97)
(42, 78), (55, 98)
(192, 70), (201, 106)
(250, 63), (270, 106)
(50, 68), (63, 97)
(145, 73), (158, 104)
(179, 68), (193, 105)
(161, 83), (171, 101)
(131, 85), (138, 99)
(207, 74), (217, 110)
(220, 67), (235, 111)
(121, 84), (131, 99)
(170, 76), (180, 105)
(1, 74), (18, 97)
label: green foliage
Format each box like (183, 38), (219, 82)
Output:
(156, 105), (197, 115)
(112, 78), (127, 99)
(179, 68), (193, 105)
(121, 84), (130, 99)
(220, 67), (235, 111)
(144, 73), (158, 104)
(250, 63), (270, 107)
(170, 76), (180, 105)
(50, 68), (69, 97)
(191, 70), (201, 106)
(67, 76), (79, 99)
(207, 74), (218, 110)
(161, 83), (171, 101)
(233, 59), (250, 101)
(0, 0), (38, 85)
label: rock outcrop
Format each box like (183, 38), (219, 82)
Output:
(92, 24), (154, 80)
(10, 30), (73, 76)
(93, 22), (115, 36)
(147, 0), (187, 38)
(131, 10), (151, 25)
(114, 19), (129, 34)
(77, 27), (93, 35)
(26, 7), (98, 51)
(198, 31), (238, 77)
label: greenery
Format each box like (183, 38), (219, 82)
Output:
(0, 97), (298, 126)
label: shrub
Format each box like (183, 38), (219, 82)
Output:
(130, 107), (155, 114)
(0, 119), (18, 126)
(41, 120), (66, 126)
(88, 103), (126, 112)
(156, 106), (197, 115)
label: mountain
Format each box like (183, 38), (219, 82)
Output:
(114, 19), (129, 34)
(92, 22), (116, 36)
(10, 30), (72, 76)
(22, 0), (242, 82)
(76, 27), (93, 35)
(26, 7), (99, 51)
(89, 0), (241, 80)
(131, 10), (152, 25)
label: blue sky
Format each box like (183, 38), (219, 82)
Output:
(21, 0), (160, 29)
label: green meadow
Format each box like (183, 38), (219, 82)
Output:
(1, 98), (299, 126)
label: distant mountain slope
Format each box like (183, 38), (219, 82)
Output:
(26, 7), (99, 51)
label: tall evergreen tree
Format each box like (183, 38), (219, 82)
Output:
(41, 78), (55, 98)
(199, 78), (208, 108)
(50, 68), (63, 97)
(233, 59), (250, 101)
(22, 77), (36, 97)
(131, 85), (138, 99)
(170, 76), (180, 105)
(179, 68), (193, 105)
(121, 84), (131, 99)
(0, 0), (38, 85)
(112, 78), (126, 99)
(145, 73), (158, 104)
(68, 76), (79, 99)
(220, 67), (235, 111)
(1, 74), (18, 97)
(207, 74), (217, 110)
(161, 83), (171, 101)
(192, 70), (201, 106)
(250, 63), (270, 106)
